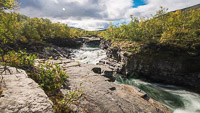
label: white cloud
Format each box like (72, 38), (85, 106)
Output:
(50, 0), (59, 4)
(127, 0), (200, 17)
(64, 0), (89, 4)
(99, 0), (133, 19)
(50, 18), (109, 31)
(16, 0), (200, 31)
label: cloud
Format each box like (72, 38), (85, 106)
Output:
(127, 0), (200, 17)
(50, 18), (109, 31)
(16, 0), (200, 31)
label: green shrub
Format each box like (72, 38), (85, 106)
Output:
(6, 51), (37, 68)
(102, 8), (200, 52)
(55, 90), (83, 113)
(0, 50), (37, 72)
(35, 60), (68, 92)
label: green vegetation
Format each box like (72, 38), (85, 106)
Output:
(3, 51), (37, 69)
(56, 90), (83, 113)
(101, 7), (200, 54)
(0, 1), (85, 53)
(37, 60), (68, 92)
(0, 1), (83, 112)
(0, 50), (72, 112)
(32, 60), (72, 113)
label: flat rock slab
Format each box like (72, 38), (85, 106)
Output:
(0, 67), (54, 113)
(62, 61), (170, 113)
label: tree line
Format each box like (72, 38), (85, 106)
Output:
(99, 7), (200, 53)
(0, 0), (94, 52)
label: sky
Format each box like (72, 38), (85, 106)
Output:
(16, 0), (200, 31)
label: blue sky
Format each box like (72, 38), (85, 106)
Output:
(133, 0), (147, 8)
(16, 0), (200, 31)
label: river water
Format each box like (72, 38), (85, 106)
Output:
(71, 45), (200, 113)
(71, 43), (107, 64)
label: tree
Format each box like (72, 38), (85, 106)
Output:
(0, 0), (17, 74)
(0, 0), (16, 13)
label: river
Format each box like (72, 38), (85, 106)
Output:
(71, 44), (200, 113)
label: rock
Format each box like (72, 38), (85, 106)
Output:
(100, 39), (200, 93)
(141, 94), (150, 101)
(44, 38), (82, 48)
(0, 66), (54, 113)
(100, 39), (111, 49)
(109, 87), (116, 91)
(39, 45), (72, 59)
(63, 62), (80, 68)
(99, 57), (124, 74)
(61, 61), (170, 113)
(92, 67), (101, 74)
(84, 37), (101, 47)
(101, 70), (115, 82)
(91, 66), (115, 82)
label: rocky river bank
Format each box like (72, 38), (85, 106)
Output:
(49, 59), (170, 113)
(0, 37), (171, 113)
(99, 39), (200, 93)
(0, 59), (170, 113)
(1, 37), (200, 113)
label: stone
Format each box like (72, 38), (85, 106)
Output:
(84, 37), (101, 47)
(39, 45), (72, 59)
(0, 66), (54, 113)
(61, 61), (170, 113)
(92, 67), (101, 74)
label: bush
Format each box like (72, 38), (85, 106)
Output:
(55, 90), (83, 113)
(0, 50), (37, 73)
(102, 8), (200, 52)
(34, 60), (68, 92)
(7, 51), (37, 68)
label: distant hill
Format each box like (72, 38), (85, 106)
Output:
(69, 27), (84, 30)
(174, 3), (200, 12)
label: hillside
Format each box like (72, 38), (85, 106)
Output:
(178, 3), (200, 11)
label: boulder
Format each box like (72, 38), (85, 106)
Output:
(0, 66), (54, 113)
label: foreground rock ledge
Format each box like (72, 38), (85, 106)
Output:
(59, 59), (170, 113)
(0, 67), (54, 113)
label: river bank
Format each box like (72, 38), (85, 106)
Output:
(0, 37), (171, 113)
(56, 59), (169, 113)
(51, 37), (200, 113)
(1, 37), (200, 113)
(70, 37), (200, 113)
(99, 39), (200, 93)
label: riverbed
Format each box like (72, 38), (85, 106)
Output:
(71, 44), (200, 113)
